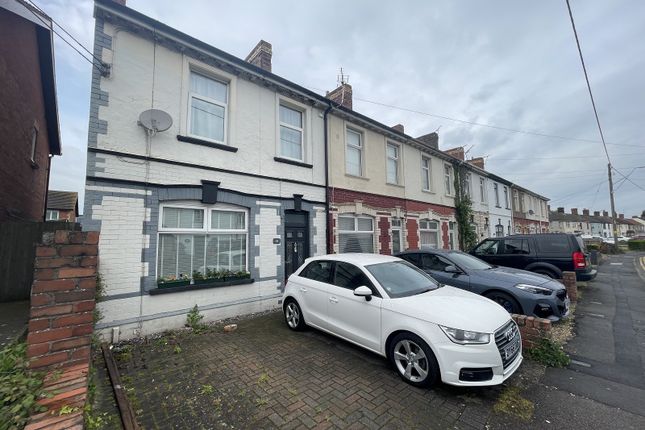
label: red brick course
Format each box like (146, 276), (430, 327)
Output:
(406, 218), (419, 250)
(330, 187), (455, 217)
(511, 314), (552, 350)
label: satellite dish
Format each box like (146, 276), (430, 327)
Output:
(139, 109), (173, 134)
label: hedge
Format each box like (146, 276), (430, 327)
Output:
(628, 240), (645, 251)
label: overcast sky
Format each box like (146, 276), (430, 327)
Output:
(41, 0), (645, 217)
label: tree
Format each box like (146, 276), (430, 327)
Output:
(453, 165), (478, 251)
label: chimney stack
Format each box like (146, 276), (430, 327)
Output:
(444, 147), (465, 161)
(603, 210), (609, 217)
(326, 83), (353, 110)
(583, 208), (590, 216)
(571, 208), (578, 215)
(468, 157), (485, 170)
(416, 132), (439, 150)
(594, 211), (600, 216)
(392, 124), (404, 133)
(557, 207), (565, 213)
(619, 213), (624, 219)
(245, 40), (272, 72)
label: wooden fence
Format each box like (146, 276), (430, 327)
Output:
(0, 221), (80, 302)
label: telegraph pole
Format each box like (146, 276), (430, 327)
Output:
(607, 163), (619, 250)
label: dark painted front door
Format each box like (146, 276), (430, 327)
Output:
(284, 211), (309, 281)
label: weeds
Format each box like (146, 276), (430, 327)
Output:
(199, 384), (214, 396)
(494, 386), (534, 421)
(525, 338), (571, 367)
(186, 305), (207, 332)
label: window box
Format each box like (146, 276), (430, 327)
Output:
(157, 279), (191, 289)
(150, 277), (254, 295)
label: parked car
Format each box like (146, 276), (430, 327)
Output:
(471, 233), (597, 281)
(396, 249), (569, 321)
(282, 254), (522, 387)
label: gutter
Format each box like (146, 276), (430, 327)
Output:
(323, 101), (333, 254)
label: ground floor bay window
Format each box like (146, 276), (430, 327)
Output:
(157, 204), (248, 279)
(420, 219), (440, 249)
(338, 215), (374, 253)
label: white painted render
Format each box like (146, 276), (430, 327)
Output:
(487, 179), (513, 238)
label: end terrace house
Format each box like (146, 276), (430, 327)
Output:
(83, 0), (328, 338)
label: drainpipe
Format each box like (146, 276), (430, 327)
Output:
(323, 101), (333, 254)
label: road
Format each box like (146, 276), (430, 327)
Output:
(492, 252), (645, 429)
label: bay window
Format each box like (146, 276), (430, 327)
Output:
(338, 215), (373, 253)
(419, 219), (440, 249)
(157, 204), (247, 279)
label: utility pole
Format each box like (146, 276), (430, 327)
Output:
(607, 163), (619, 250)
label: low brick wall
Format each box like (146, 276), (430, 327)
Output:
(561, 271), (577, 302)
(25, 230), (99, 429)
(511, 314), (552, 350)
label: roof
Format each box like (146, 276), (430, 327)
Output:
(47, 190), (78, 212)
(308, 253), (400, 266)
(1, 0), (61, 155)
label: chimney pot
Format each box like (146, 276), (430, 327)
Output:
(619, 213), (624, 219)
(326, 83), (353, 110)
(594, 211), (600, 216)
(245, 40), (272, 72)
(603, 210), (609, 217)
(571, 208), (578, 215)
(392, 124), (404, 133)
(557, 207), (565, 213)
(583, 208), (590, 216)
(416, 132), (439, 150)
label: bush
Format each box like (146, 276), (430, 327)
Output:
(525, 338), (570, 367)
(0, 342), (46, 429)
(627, 240), (645, 251)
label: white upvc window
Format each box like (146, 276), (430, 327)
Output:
(494, 183), (500, 207)
(463, 173), (472, 198)
(188, 71), (228, 143)
(46, 210), (59, 221)
(386, 142), (400, 184)
(157, 204), (248, 279)
(279, 104), (304, 160)
(503, 186), (510, 209)
(449, 221), (456, 250)
(479, 177), (486, 203)
(419, 219), (440, 249)
(391, 218), (403, 254)
(338, 215), (373, 253)
(444, 164), (453, 196)
(346, 129), (363, 176)
(421, 156), (432, 191)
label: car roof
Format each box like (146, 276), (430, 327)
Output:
(308, 253), (401, 266)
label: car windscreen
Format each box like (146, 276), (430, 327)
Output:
(446, 252), (492, 270)
(365, 261), (439, 298)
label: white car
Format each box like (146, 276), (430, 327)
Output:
(282, 254), (522, 387)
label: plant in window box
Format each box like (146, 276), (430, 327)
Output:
(157, 274), (190, 288)
(234, 270), (251, 280)
(192, 271), (210, 285)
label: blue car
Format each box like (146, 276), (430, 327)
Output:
(396, 249), (569, 321)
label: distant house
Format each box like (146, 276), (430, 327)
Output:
(0, 0), (61, 223)
(46, 191), (78, 222)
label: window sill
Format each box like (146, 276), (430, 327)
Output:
(422, 189), (436, 195)
(386, 182), (404, 188)
(177, 135), (238, 152)
(345, 173), (369, 181)
(149, 277), (254, 295)
(274, 157), (312, 168)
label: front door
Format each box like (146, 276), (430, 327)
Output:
(284, 211), (310, 281)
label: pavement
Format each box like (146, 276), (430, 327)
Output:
(90, 252), (645, 429)
(0, 300), (29, 348)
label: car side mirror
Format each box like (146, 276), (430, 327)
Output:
(444, 265), (460, 274)
(353, 285), (373, 301)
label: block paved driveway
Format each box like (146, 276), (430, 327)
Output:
(114, 311), (510, 429)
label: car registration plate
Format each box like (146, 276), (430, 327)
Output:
(503, 338), (520, 360)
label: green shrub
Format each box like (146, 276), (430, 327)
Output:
(627, 240), (645, 251)
(0, 342), (46, 429)
(525, 338), (570, 367)
(186, 305), (207, 332)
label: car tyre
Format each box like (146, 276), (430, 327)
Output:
(283, 299), (306, 331)
(388, 332), (439, 388)
(485, 291), (522, 314)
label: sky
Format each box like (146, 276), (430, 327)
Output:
(40, 0), (645, 217)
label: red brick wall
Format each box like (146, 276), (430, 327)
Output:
(441, 221), (449, 249)
(330, 188), (455, 217)
(27, 231), (99, 369)
(406, 218), (419, 250)
(378, 217), (391, 255)
(511, 314), (552, 350)
(0, 11), (52, 222)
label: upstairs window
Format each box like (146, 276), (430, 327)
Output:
(479, 177), (486, 203)
(279, 104), (304, 160)
(503, 186), (510, 209)
(494, 183), (500, 207)
(386, 142), (400, 184)
(463, 173), (472, 199)
(421, 156), (432, 191)
(189, 71), (228, 143)
(444, 164), (453, 195)
(46, 210), (59, 221)
(419, 219), (440, 249)
(338, 215), (373, 253)
(346, 129), (363, 176)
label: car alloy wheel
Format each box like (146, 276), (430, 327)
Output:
(284, 300), (305, 331)
(389, 333), (438, 387)
(485, 291), (521, 314)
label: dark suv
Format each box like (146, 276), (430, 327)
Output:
(471, 233), (597, 281)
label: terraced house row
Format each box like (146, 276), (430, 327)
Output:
(83, 0), (549, 339)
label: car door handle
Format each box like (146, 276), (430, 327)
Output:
(329, 296), (338, 303)
(299, 287), (307, 293)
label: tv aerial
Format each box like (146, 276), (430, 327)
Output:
(138, 109), (173, 136)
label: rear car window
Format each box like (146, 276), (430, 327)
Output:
(535, 235), (571, 253)
(300, 260), (332, 283)
(500, 239), (530, 255)
(574, 236), (586, 252)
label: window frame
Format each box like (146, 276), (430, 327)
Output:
(46, 209), (59, 221)
(187, 69), (229, 145)
(337, 214), (374, 253)
(503, 186), (510, 209)
(385, 141), (401, 185)
(494, 183), (500, 207)
(156, 203), (249, 279)
(419, 219), (441, 249)
(421, 155), (432, 192)
(391, 218), (403, 254)
(345, 127), (364, 177)
(278, 101), (305, 162)
(444, 164), (453, 196)
(479, 177), (486, 204)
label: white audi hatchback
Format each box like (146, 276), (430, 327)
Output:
(282, 254), (522, 387)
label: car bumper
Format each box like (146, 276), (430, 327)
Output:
(576, 268), (597, 281)
(434, 341), (523, 387)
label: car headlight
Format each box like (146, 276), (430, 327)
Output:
(440, 325), (490, 345)
(514, 283), (552, 295)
